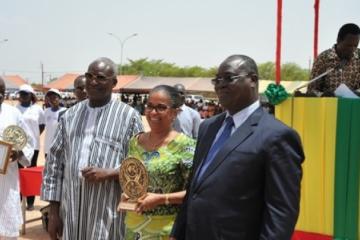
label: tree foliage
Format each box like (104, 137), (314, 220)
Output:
(258, 61), (275, 80)
(122, 58), (216, 77)
(258, 61), (309, 81)
(121, 58), (309, 81)
(281, 62), (310, 81)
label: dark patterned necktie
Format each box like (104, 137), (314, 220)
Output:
(196, 117), (234, 182)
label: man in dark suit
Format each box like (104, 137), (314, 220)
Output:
(170, 55), (304, 240)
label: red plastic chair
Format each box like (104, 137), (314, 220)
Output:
(19, 166), (44, 234)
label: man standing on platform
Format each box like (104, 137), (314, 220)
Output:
(41, 57), (144, 240)
(307, 23), (360, 96)
(173, 84), (201, 138)
(171, 55), (304, 240)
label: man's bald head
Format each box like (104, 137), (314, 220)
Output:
(74, 75), (87, 101)
(87, 57), (118, 79)
(174, 84), (186, 94)
(74, 74), (86, 86)
(174, 83), (186, 104)
(215, 54), (259, 114)
(85, 57), (118, 107)
(220, 55), (259, 76)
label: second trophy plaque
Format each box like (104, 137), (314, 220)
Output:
(118, 157), (149, 211)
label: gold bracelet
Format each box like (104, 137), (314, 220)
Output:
(165, 194), (170, 205)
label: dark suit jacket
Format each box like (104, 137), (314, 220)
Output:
(171, 107), (304, 240)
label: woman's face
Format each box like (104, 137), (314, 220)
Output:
(47, 92), (60, 108)
(145, 91), (178, 131)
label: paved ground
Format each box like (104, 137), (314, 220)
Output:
(4, 100), (150, 239)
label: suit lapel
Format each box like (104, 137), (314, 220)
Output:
(190, 113), (226, 190)
(194, 107), (264, 191)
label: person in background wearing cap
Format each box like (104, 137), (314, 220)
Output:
(44, 88), (66, 158)
(173, 84), (201, 139)
(0, 77), (34, 239)
(16, 84), (45, 211)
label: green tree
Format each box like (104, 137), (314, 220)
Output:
(121, 58), (309, 80)
(258, 62), (275, 80)
(121, 58), (216, 77)
(258, 62), (309, 81)
(281, 62), (309, 81)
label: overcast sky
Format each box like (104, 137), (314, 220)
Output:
(1, 0), (359, 83)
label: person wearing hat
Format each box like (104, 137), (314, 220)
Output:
(44, 88), (66, 158)
(16, 84), (45, 210)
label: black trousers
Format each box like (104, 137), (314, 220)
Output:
(18, 150), (39, 207)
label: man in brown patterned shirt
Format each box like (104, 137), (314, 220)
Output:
(307, 23), (360, 96)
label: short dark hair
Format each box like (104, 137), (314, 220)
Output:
(150, 85), (182, 108)
(337, 23), (360, 41)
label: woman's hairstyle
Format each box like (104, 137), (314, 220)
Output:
(149, 85), (182, 108)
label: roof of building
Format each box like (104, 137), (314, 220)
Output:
(2, 75), (28, 89)
(44, 73), (79, 90)
(120, 76), (308, 94)
(119, 76), (202, 93)
(44, 74), (139, 91)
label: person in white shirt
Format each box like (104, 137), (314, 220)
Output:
(0, 77), (34, 239)
(173, 84), (201, 139)
(44, 88), (66, 157)
(41, 57), (143, 240)
(16, 84), (45, 210)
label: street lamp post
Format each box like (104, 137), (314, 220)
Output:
(108, 33), (138, 75)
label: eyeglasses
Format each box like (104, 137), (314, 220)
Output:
(85, 72), (114, 83)
(145, 104), (171, 113)
(211, 73), (249, 85)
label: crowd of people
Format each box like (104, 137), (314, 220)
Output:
(0, 22), (358, 240)
(118, 92), (224, 120)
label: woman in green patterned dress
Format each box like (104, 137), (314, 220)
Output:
(123, 85), (196, 240)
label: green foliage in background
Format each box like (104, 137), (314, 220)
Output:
(121, 58), (309, 81)
(258, 61), (310, 81)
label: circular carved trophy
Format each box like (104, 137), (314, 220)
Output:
(3, 125), (27, 151)
(118, 157), (149, 211)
